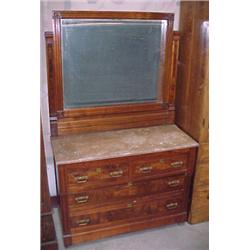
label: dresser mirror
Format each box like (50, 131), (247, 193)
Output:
(48, 11), (176, 135)
(61, 19), (167, 109)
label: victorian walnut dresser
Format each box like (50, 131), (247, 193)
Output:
(45, 11), (199, 247)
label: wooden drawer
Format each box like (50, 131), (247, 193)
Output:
(131, 152), (188, 181)
(64, 160), (129, 193)
(66, 174), (186, 211)
(69, 192), (185, 232)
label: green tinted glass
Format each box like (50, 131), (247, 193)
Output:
(61, 19), (167, 108)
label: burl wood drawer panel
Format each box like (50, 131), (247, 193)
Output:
(61, 160), (129, 193)
(131, 152), (189, 181)
(66, 174), (187, 212)
(69, 192), (185, 234)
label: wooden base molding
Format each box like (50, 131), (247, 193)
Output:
(64, 212), (187, 246)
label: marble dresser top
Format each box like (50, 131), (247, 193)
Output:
(52, 125), (198, 165)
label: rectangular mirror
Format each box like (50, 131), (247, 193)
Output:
(61, 19), (167, 109)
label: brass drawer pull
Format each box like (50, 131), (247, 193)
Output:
(139, 166), (153, 174)
(110, 170), (123, 178)
(75, 175), (88, 183)
(170, 161), (183, 168)
(75, 195), (89, 204)
(127, 200), (137, 208)
(127, 181), (133, 187)
(77, 218), (90, 226)
(167, 180), (180, 187)
(166, 202), (178, 210)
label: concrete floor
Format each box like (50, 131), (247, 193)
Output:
(53, 208), (208, 250)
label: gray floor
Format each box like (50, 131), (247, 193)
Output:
(53, 208), (209, 250)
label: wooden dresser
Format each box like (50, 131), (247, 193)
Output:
(176, 1), (209, 223)
(52, 125), (198, 246)
(44, 11), (200, 246)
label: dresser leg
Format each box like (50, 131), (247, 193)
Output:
(63, 236), (72, 248)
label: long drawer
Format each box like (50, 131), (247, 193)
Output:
(69, 192), (185, 234)
(66, 174), (186, 212)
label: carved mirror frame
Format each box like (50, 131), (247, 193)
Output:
(46, 11), (178, 136)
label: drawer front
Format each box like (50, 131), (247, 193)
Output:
(65, 161), (129, 192)
(67, 174), (186, 211)
(131, 153), (188, 181)
(69, 192), (185, 231)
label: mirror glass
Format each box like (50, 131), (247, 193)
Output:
(61, 19), (167, 109)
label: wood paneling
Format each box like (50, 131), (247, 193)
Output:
(176, 1), (209, 224)
(189, 185), (209, 223)
(176, 2), (209, 142)
(193, 163), (209, 187)
(197, 143), (209, 164)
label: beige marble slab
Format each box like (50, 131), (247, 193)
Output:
(52, 125), (198, 165)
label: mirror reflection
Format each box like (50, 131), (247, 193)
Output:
(61, 19), (167, 109)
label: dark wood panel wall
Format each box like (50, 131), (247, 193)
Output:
(175, 1), (209, 223)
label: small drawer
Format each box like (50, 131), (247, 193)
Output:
(131, 153), (188, 181)
(67, 174), (186, 213)
(69, 192), (185, 232)
(64, 160), (129, 193)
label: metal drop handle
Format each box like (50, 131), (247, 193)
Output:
(75, 175), (88, 183)
(110, 170), (123, 178)
(139, 166), (153, 173)
(167, 180), (180, 187)
(166, 202), (178, 210)
(170, 161), (183, 168)
(75, 195), (89, 204)
(77, 218), (90, 226)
